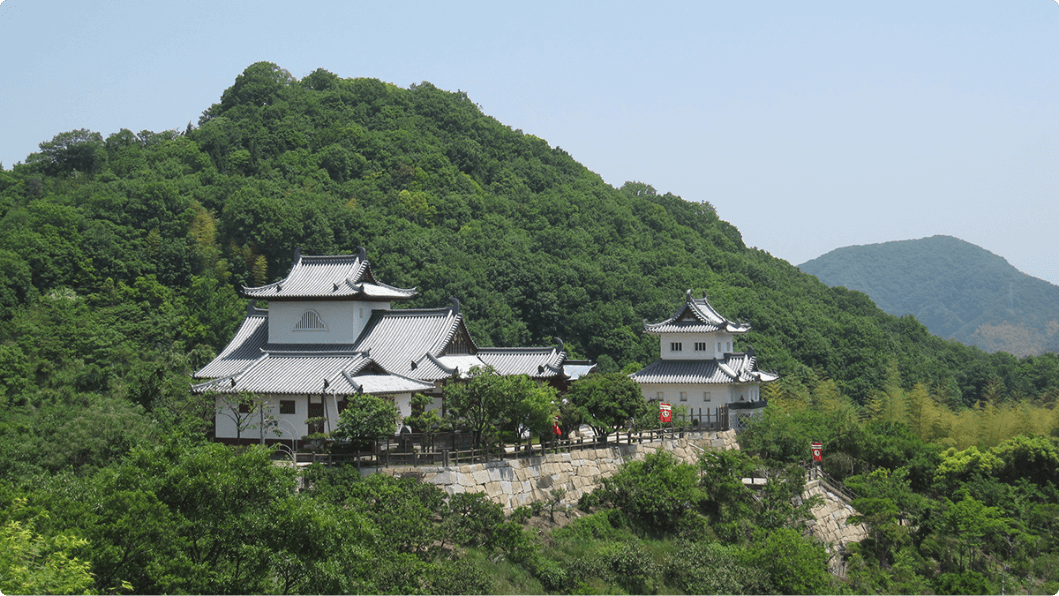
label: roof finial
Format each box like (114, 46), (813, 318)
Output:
(449, 296), (460, 315)
(246, 300), (257, 316)
(356, 246), (367, 261)
(293, 247), (302, 265)
(702, 290), (708, 301)
(554, 337), (564, 352)
(685, 288), (692, 302)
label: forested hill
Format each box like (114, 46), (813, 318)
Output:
(799, 235), (1059, 357)
(1, 61), (1057, 415)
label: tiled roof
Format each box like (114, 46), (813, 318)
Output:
(193, 305), (268, 379)
(478, 346), (566, 379)
(194, 278), (582, 391)
(348, 372), (434, 394)
(353, 303), (462, 378)
(192, 351), (433, 396)
(192, 353), (372, 395)
(242, 247), (416, 301)
(630, 352), (777, 385)
(419, 353), (490, 380)
(563, 361), (599, 381)
(644, 289), (751, 335)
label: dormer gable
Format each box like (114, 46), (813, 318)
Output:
(643, 289), (751, 335)
(241, 247), (417, 302)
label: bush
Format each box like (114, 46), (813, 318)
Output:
(596, 449), (702, 535)
(509, 505), (532, 525)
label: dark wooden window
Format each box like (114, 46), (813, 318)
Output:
(239, 402), (250, 414)
(280, 400), (296, 415)
(308, 402), (324, 435)
(694, 342), (706, 351)
(671, 342), (682, 352)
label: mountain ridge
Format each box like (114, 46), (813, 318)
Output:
(798, 235), (1059, 356)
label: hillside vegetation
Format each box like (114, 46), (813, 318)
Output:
(2, 62), (1057, 415)
(0, 62), (1057, 595)
(799, 235), (1059, 357)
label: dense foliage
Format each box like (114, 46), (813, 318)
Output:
(739, 371), (1059, 594)
(799, 235), (1059, 356)
(0, 62), (1057, 593)
(1, 62), (1057, 413)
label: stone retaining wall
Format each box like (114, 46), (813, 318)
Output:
(800, 478), (868, 576)
(355, 430), (866, 572)
(364, 430), (740, 512)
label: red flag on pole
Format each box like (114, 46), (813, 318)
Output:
(660, 403), (672, 424)
(811, 442), (823, 462)
(553, 416), (561, 435)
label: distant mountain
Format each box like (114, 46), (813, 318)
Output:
(799, 235), (1059, 356)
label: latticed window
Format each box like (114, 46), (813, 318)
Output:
(694, 342), (706, 351)
(680, 391), (687, 402)
(295, 310), (327, 331)
(280, 400), (296, 415)
(671, 342), (682, 352)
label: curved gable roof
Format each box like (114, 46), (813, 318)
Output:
(242, 247), (417, 301)
(644, 289), (751, 335)
(193, 304), (269, 379)
(478, 345), (566, 379)
(353, 300), (463, 378)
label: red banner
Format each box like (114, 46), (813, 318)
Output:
(660, 403), (672, 424)
(553, 416), (561, 435)
(811, 442), (823, 462)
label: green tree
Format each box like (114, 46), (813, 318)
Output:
(26, 129), (105, 176)
(443, 366), (520, 450)
(595, 449), (701, 535)
(745, 527), (831, 595)
(0, 500), (97, 596)
(504, 375), (558, 446)
(331, 393), (399, 446)
(847, 468), (920, 568)
(565, 372), (649, 442)
(940, 493), (1013, 571)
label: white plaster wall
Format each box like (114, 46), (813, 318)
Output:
(658, 332), (732, 360)
(217, 392), (424, 440)
(729, 383), (759, 403)
(639, 383), (739, 407)
(267, 300), (390, 344)
(215, 394), (313, 441)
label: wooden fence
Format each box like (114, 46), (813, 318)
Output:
(292, 403), (738, 468)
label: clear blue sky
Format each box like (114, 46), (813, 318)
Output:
(2, 1), (1057, 284)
